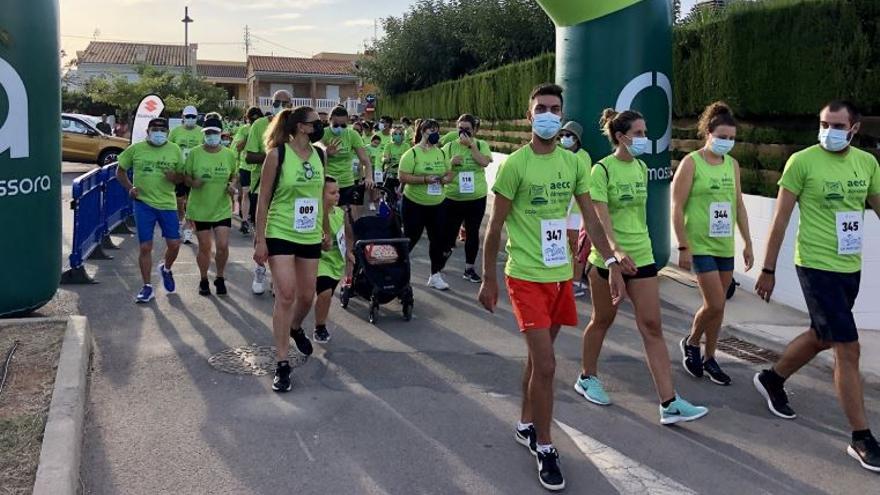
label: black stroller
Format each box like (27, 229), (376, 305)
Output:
(339, 186), (414, 323)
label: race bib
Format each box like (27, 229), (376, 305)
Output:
(541, 219), (568, 267)
(837, 211), (863, 255)
(336, 228), (346, 258)
(427, 181), (442, 196)
(351, 158), (360, 177)
(709, 202), (732, 238)
(182, 147), (192, 161)
(374, 169), (384, 183)
(459, 171), (475, 194)
(294, 198), (318, 233)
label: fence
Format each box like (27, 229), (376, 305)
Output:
(61, 163), (134, 284)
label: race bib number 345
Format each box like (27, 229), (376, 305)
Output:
(837, 211), (863, 255)
(541, 219), (568, 267)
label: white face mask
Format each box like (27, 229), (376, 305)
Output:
(818, 127), (851, 152)
(626, 136), (649, 157)
(560, 135), (576, 149)
(378, 123), (386, 131)
(710, 136), (735, 156)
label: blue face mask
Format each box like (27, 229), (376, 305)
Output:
(626, 136), (649, 157)
(149, 131), (168, 146)
(330, 126), (343, 136)
(560, 135), (576, 149)
(221, 139), (231, 147)
(184, 118), (197, 128)
(819, 127), (851, 152)
(204, 134), (221, 146)
(392, 134), (403, 144)
(532, 112), (562, 140)
(710, 136), (735, 156)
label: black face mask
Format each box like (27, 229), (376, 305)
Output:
(309, 121), (325, 143)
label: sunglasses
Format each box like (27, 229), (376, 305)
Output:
(302, 120), (321, 126)
(273, 100), (292, 108)
(302, 161), (314, 180)
(559, 132), (574, 138)
(184, 114), (198, 119)
(332, 123), (347, 129)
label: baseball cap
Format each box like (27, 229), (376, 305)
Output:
(183, 105), (198, 117)
(202, 117), (223, 133)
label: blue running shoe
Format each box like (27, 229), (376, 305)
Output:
(158, 262), (175, 293)
(660, 395), (708, 425)
(574, 375), (611, 406)
(135, 284), (155, 303)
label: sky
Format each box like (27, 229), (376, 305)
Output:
(60, 0), (701, 64)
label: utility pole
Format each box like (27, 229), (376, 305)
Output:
(182, 6), (194, 70)
(243, 25), (251, 57)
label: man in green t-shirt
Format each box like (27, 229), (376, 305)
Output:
(754, 101), (880, 472)
(322, 106), (375, 217)
(169, 105), (203, 245)
(116, 117), (185, 304)
(235, 106), (263, 235)
(478, 83), (625, 492)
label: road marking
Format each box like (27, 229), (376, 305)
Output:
(295, 430), (315, 462)
(555, 420), (697, 495)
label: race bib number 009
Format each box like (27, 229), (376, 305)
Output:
(294, 198), (318, 232)
(541, 219), (568, 267)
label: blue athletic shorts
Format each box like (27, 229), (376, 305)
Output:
(134, 200), (180, 243)
(692, 255), (735, 273)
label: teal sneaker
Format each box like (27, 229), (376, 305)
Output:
(574, 375), (611, 406)
(660, 395), (708, 425)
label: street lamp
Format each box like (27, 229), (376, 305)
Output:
(182, 6), (194, 70)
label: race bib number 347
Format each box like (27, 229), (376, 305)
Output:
(541, 219), (568, 267)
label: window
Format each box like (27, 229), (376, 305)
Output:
(62, 117), (92, 135)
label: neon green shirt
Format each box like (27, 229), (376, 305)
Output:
(245, 117), (272, 189)
(374, 132), (392, 148)
(184, 145), (238, 222)
(399, 146), (450, 206)
(168, 125), (203, 161)
(493, 145), (590, 283)
(566, 148), (593, 216)
(403, 127), (414, 146)
(442, 139), (491, 201)
(117, 141), (183, 211)
(683, 151), (737, 257)
(265, 145), (325, 245)
(779, 144), (880, 273)
(318, 206), (347, 280)
(233, 124), (252, 173)
(440, 130), (458, 147)
(383, 141), (410, 177)
(366, 143), (384, 179)
(322, 128), (365, 187)
(588, 155), (654, 269)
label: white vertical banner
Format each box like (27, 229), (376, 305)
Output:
(130, 94), (165, 145)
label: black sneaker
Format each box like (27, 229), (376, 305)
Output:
(240, 221), (251, 235)
(703, 358), (731, 385)
(680, 337), (703, 378)
(848, 435), (880, 472)
(313, 325), (331, 344)
(462, 268), (482, 283)
(290, 327), (314, 356)
(214, 277), (228, 296)
(753, 370), (796, 419)
(514, 424), (537, 456)
(198, 279), (211, 296)
(536, 448), (565, 491)
(272, 361), (292, 392)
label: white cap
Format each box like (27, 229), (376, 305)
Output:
(183, 105), (198, 116)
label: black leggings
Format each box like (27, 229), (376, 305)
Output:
(401, 195), (447, 274)
(442, 197), (486, 266)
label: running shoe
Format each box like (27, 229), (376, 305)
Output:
(753, 370), (796, 419)
(272, 361), (292, 392)
(214, 277), (228, 296)
(135, 284), (155, 303)
(290, 327), (314, 357)
(427, 273), (450, 291)
(660, 395), (709, 425)
(313, 325), (331, 344)
(536, 448), (565, 491)
(157, 262), (175, 293)
(515, 424), (537, 456)
(680, 337), (703, 378)
(462, 268), (482, 283)
(198, 279), (211, 296)
(572, 281), (587, 297)
(240, 220), (251, 235)
(703, 358), (731, 385)
(252, 265), (267, 295)
(574, 375), (611, 406)
(848, 435), (880, 472)
(183, 228), (194, 245)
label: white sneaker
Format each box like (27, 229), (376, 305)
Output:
(252, 265), (267, 295)
(183, 228), (194, 244)
(427, 273), (449, 291)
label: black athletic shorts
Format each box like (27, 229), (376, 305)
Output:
(796, 265), (860, 343)
(194, 218), (232, 232)
(176, 183), (190, 198)
(316, 275), (340, 295)
(339, 184), (365, 207)
(596, 264), (658, 281)
(266, 238), (322, 259)
(238, 169), (251, 188)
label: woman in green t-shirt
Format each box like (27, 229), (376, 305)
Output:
(183, 117), (239, 297)
(576, 109), (708, 425)
(672, 102), (753, 386)
(253, 106), (331, 393)
(398, 118), (453, 291)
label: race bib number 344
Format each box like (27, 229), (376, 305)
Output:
(709, 202), (732, 238)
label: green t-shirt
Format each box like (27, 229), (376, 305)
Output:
(493, 145), (590, 283)
(318, 206), (347, 280)
(265, 145), (325, 245)
(168, 125), (203, 162)
(383, 141), (410, 177)
(233, 124), (252, 172)
(399, 146), (450, 206)
(683, 151), (737, 257)
(442, 139), (492, 201)
(366, 144), (384, 180)
(440, 130), (458, 147)
(374, 132), (391, 148)
(117, 141), (183, 211)
(403, 127), (414, 146)
(778, 144), (880, 273)
(184, 145), (238, 222)
(588, 155), (654, 269)
(566, 148), (593, 216)
(245, 116), (271, 189)
(322, 127), (365, 187)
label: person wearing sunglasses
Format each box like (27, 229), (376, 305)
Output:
(254, 106), (330, 393)
(321, 106), (375, 217)
(169, 105), (202, 245)
(246, 90), (292, 295)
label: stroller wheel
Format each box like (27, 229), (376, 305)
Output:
(369, 307), (377, 324)
(402, 302), (413, 321)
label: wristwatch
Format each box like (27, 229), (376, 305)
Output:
(604, 256), (619, 267)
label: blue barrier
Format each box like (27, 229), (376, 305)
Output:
(61, 162), (134, 284)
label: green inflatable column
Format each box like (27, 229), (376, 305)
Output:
(536, 0), (673, 267)
(0, 1), (61, 316)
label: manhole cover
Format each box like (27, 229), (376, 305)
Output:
(208, 345), (308, 375)
(717, 337), (781, 364)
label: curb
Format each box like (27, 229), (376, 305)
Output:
(32, 315), (92, 495)
(0, 316), (70, 327)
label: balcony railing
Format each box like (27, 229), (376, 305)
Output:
(223, 98), (248, 109)
(255, 97), (362, 115)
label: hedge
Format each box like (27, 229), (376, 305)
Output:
(380, 0), (880, 119)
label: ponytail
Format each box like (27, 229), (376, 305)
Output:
(265, 106), (314, 150)
(599, 108), (644, 146)
(697, 101), (736, 138)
